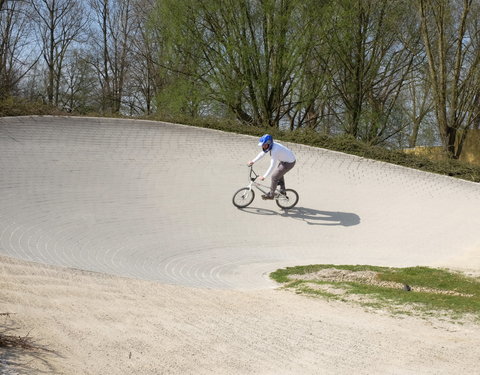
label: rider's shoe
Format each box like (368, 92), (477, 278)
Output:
(261, 193), (274, 200)
(279, 189), (286, 195)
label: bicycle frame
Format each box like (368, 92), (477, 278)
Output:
(246, 166), (276, 196)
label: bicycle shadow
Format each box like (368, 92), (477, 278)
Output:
(238, 206), (360, 226)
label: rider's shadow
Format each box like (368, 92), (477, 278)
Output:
(239, 206), (360, 226)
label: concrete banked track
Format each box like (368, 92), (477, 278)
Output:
(1, 116), (480, 289)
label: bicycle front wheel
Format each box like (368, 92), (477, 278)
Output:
(232, 187), (255, 208)
(276, 189), (299, 209)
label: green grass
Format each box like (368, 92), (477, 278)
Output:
(270, 265), (480, 320)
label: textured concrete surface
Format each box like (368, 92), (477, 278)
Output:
(1, 116), (479, 289)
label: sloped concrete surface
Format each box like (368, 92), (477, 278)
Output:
(1, 116), (479, 290)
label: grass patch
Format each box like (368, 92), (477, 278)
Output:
(271, 264), (480, 321)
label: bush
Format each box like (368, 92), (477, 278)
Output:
(0, 97), (65, 117)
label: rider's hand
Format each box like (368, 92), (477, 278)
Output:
(258, 176), (265, 181)
(247, 161), (254, 166)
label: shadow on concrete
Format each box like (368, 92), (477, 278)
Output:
(238, 206), (360, 226)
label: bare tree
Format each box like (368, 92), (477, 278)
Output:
(401, 69), (434, 148)
(59, 49), (97, 112)
(89, 0), (135, 114)
(321, 0), (417, 144)
(418, 0), (480, 158)
(0, 0), (38, 97)
(31, 0), (88, 105)
(129, 0), (162, 115)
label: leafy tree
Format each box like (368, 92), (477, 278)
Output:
(154, 0), (319, 127)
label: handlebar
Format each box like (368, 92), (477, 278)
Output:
(248, 165), (259, 181)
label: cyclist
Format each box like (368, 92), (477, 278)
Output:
(247, 134), (296, 199)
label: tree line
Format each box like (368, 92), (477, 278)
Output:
(1, 0), (480, 158)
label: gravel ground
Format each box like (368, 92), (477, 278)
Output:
(2, 255), (480, 374)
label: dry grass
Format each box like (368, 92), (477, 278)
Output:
(1, 313), (37, 351)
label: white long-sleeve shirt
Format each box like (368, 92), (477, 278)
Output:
(252, 142), (296, 178)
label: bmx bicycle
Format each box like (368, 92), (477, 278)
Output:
(232, 166), (299, 209)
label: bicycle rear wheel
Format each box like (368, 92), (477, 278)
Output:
(232, 187), (255, 208)
(275, 189), (299, 209)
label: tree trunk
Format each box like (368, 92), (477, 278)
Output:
(408, 118), (421, 148)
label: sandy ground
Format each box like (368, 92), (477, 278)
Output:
(1, 116), (480, 374)
(2, 255), (480, 375)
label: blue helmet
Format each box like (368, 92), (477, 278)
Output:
(258, 134), (273, 152)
